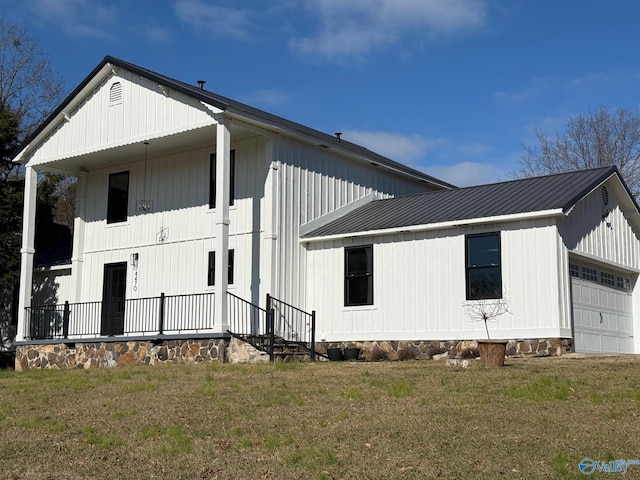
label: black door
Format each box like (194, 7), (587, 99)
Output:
(101, 263), (127, 336)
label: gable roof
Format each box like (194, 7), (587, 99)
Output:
(303, 166), (638, 239)
(12, 55), (454, 190)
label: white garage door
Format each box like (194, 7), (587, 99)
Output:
(571, 262), (634, 353)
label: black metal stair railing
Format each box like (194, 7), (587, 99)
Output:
(266, 294), (316, 362)
(226, 293), (317, 362)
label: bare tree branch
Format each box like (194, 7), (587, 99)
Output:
(514, 106), (640, 199)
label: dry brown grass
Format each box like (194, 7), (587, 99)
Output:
(1, 355), (640, 479)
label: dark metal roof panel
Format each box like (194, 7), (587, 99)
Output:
(304, 167), (620, 237)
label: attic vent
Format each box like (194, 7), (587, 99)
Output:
(601, 185), (609, 206)
(110, 82), (123, 103)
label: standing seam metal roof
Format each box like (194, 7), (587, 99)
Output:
(303, 166), (630, 237)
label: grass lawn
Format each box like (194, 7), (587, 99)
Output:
(1, 355), (639, 479)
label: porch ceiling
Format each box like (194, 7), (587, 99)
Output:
(38, 123), (254, 175)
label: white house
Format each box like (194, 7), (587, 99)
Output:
(10, 56), (640, 368)
(303, 167), (640, 354)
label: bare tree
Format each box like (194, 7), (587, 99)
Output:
(515, 106), (640, 199)
(463, 297), (510, 340)
(0, 19), (65, 139)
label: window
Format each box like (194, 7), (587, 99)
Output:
(344, 245), (373, 306)
(209, 150), (236, 208)
(466, 233), (502, 300)
(581, 266), (598, 282)
(600, 271), (615, 286)
(617, 276), (631, 291)
(569, 263), (580, 278)
(207, 249), (235, 286)
(107, 171), (129, 223)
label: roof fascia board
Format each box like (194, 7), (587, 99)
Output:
(562, 168), (617, 214)
(224, 107), (450, 188)
(569, 250), (640, 274)
(301, 208), (565, 243)
(13, 62), (116, 164)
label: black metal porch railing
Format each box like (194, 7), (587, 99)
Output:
(24, 292), (216, 340)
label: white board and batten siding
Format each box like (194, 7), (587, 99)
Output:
(305, 218), (566, 343)
(78, 136), (270, 306)
(558, 179), (640, 353)
(26, 70), (216, 168)
(32, 267), (72, 306)
(272, 136), (438, 309)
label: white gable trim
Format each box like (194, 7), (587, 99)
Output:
(301, 208), (565, 243)
(300, 193), (379, 236)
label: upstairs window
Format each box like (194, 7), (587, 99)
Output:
(209, 150), (236, 208)
(207, 249), (235, 286)
(466, 233), (502, 300)
(345, 245), (373, 306)
(107, 171), (129, 224)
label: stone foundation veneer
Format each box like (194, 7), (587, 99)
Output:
(319, 338), (573, 361)
(15, 339), (227, 371)
(14, 337), (573, 369)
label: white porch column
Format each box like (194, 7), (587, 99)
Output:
(16, 165), (37, 341)
(70, 170), (88, 303)
(261, 140), (278, 300)
(214, 114), (231, 331)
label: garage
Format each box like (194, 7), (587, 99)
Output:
(571, 262), (635, 353)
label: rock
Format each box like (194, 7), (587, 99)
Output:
(157, 346), (168, 361)
(446, 358), (471, 368)
(432, 352), (449, 361)
(518, 341), (531, 354)
(457, 340), (478, 351)
(117, 351), (136, 367)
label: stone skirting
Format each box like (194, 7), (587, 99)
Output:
(13, 337), (573, 369)
(15, 338), (226, 371)
(318, 338), (573, 361)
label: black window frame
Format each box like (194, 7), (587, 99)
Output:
(209, 150), (236, 208)
(107, 171), (129, 224)
(207, 249), (235, 286)
(344, 245), (373, 306)
(465, 232), (502, 300)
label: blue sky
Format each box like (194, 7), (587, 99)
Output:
(2, 0), (640, 186)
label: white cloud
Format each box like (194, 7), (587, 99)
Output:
(140, 25), (172, 45)
(240, 89), (292, 108)
(174, 0), (252, 40)
(28, 0), (118, 38)
(341, 129), (447, 164)
(291, 0), (487, 59)
(426, 162), (501, 187)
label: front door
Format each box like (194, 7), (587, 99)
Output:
(101, 262), (127, 336)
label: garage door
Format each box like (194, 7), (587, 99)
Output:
(571, 262), (634, 353)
